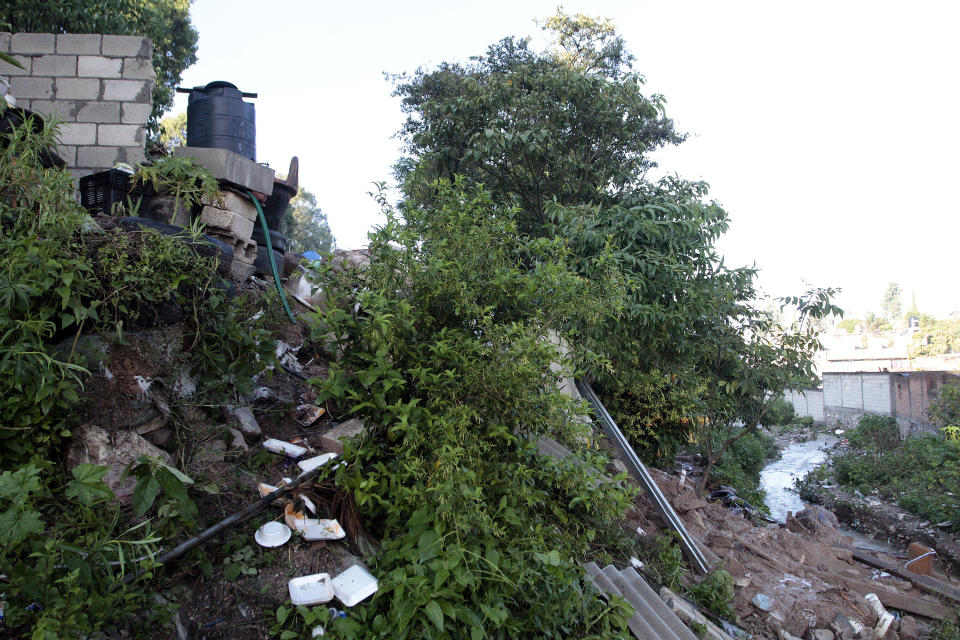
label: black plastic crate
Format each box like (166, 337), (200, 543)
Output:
(79, 169), (154, 216)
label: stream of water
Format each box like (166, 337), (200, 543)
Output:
(759, 433), (898, 554)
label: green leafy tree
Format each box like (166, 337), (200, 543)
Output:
(280, 187), (336, 254)
(882, 282), (902, 323)
(0, 0), (199, 137)
(909, 316), (960, 357)
(157, 111), (187, 154)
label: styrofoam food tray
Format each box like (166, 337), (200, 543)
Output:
(254, 521), (291, 548)
(288, 573), (334, 605)
(298, 452), (338, 474)
(263, 439), (307, 457)
(302, 519), (346, 541)
(333, 565), (378, 607)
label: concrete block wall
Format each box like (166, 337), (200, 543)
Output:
(0, 32), (154, 177)
(784, 389), (824, 423)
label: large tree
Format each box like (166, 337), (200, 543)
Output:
(1, 0), (198, 137)
(882, 281), (903, 322)
(281, 188), (336, 255)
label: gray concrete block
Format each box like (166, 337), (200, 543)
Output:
(55, 77), (100, 100)
(117, 145), (146, 166)
(59, 122), (97, 145)
(120, 102), (151, 125)
(33, 54), (77, 77)
(319, 418), (367, 455)
(199, 206), (254, 240)
(10, 76), (53, 99)
(122, 57), (154, 80)
(56, 144), (77, 167)
(57, 34), (102, 55)
(76, 101), (120, 123)
(102, 35), (148, 57)
(11, 98), (28, 110)
(102, 79), (150, 102)
(29, 99), (78, 120)
(12, 33), (55, 55)
(77, 145), (121, 169)
(173, 146), (275, 194)
(78, 55), (122, 78)
(204, 190), (259, 222)
(97, 123), (142, 146)
(0, 32), (10, 53)
(0, 54), (32, 76)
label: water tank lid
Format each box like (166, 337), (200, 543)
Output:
(177, 81), (257, 98)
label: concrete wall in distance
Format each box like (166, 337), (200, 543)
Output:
(784, 389), (825, 423)
(0, 32), (154, 177)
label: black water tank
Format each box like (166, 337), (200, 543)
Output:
(184, 81), (256, 160)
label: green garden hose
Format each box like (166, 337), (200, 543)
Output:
(247, 191), (296, 324)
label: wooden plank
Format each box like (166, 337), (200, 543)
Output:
(833, 576), (957, 622)
(840, 547), (960, 606)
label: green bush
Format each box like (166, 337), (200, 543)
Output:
(765, 398), (795, 426)
(848, 414), (900, 452)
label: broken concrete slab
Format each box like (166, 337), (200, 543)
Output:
(227, 427), (249, 452)
(173, 146), (275, 194)
(67, 425), (172, 503)
(226, 405), (262, 437)
(320, 418), (366, 455)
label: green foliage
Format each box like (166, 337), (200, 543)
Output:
(122, 455), (199, 531)
(838, 318), (861, 333)
(881, 282), (902, 322)
(305, 179), (635, 638)
(765, 397), (795, 426)
(642, 534), (734, 619)
(158, 111), (187, 154)
(0, 0), (199, 136)
(847, 414), (900, 452)
(687, 569), (735, 620)
(909, 317), (960, 357)
(132, 155), (221, 225)
(281, 187), (336, 254)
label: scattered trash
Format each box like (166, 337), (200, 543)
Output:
(253, 386), (275, 400)
(288, 573), (334, 605)
(291, 404), (325, 427)
(904, 542), (936, 575)
(629, 556), (644, 571)
(834, 429), (844, 435)
(312, 626), (324, 637)
(254, 521), (292, 548)
(301, 494), (317, 514)
(298, 452), (338, 474)
(276, 341), (303, 375)
(263, 438), (307, 458)
(202, 617), (226, 628)
(865, 593), (895, 638)
(328, 607), (346, 619)
(333, 565), (378, 607)
(258, 482), (280, 497)
(870, 569), (891, 580)
(751, 593), (773, 612)
(635, 526), (647, 537)
(302, 519), (346, 541)
(285, 503), (309, 531)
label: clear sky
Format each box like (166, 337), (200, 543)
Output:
(174, 0), (959, 318)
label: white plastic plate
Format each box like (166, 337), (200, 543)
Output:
(288, 573), (334, 606)
(254, 521), (291, 548)
(333, 565), (378, 607)
(302, 519), (346, 541)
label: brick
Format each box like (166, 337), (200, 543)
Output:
(199, 206), (254, 240)
(55, 77), (100, 100)
(56, 144), (77, 167)
(56, 34), (101, 55)
(33, 54), (77, 77)
(11, 33), (55, 54)
(120, 102), (151, 125)
(77, 145), (121, 169)
(319, 418), (367, 455)
(10, 76), (53, 99)
(77, 55), (122, 78)
(58, 122), (97, 145)
(102, 35), (148, 57)
(0, 54), (32, 76)
(97, 123), (142, 146)
(122, 57), (154, 79)
(29, 99), (78, 120)
(76, 101), (120, 123)
(0, 32), (10, 53)
(103, 79), (150, 102)
(120, 145), (146, 166)
(203, 190), (259, 222)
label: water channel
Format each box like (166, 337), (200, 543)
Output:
(759, 433), (898, 553)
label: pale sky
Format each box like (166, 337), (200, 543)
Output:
(174, 0), (960, 318)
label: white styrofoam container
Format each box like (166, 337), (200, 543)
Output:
(333, 565), (378, 607)
(288, 573), (334, 606)
(302, 519), (346, 541)
(263, 439), (307, 457)
(298, 452), (339, 474)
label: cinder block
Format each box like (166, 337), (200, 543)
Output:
(76, 101), (120, 123)
(199, 206), (255, 240)
(97, 123), (142, 146)
(78, 55), (121, 78)
(57, 34), (102, 55)
(12, 33), (55, 54)
(103, 79), (150, 102)
(229, 259), (256, 282)
(121, 102), (151, 125)
(122, 57), (154, 80)
(203, 189), (259, 222)
(0, 32), (10, 53)
(173, 146), (275, 194)
(0, 54), (32, 76)
(56, 144), (77, 167)
(10, 76), (53, 99)
(55, 77), (100, 100)
(77, 145), (121, 169)
(30, 99), (78, 120)
(11, 98), (28, 110)
(120, 145), (146, 166)
(319, 418), (367, 455)
(33, 54), (77, 77)
(209, 232), (257, 263)
(102, 35), (149, 57)
(59, 122), (97, 145)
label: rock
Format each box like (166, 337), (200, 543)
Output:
(227, 428), (249, 452)
(319, 418), (367, 455)
(804, 630), (835, 640)
(797, 505), (840, 530)
(226, 405), (261, 437)
(142, 427), (174, 450)
(67, 425), (172, 504)
(896, 616), (918, 640)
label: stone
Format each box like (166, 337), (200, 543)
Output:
(229, 258), (256, 282)
(142, 427), (174, 450)
(78, 55), (122, 78)
(102, 35), (149, 57)
(173, 146), (275, 194)
(66, 425), (172, 504)
(227, 428), (249, 452)
(12, 32), (55, 55)
(896, 616), (918, 640)
(56, 34), (102, 55)
(10, 76), (53, 99)
(97, 123), (143, 146)
(33, 54), (77, 77)
(804, 630), (835, 640)
(225, 406), (262, 437)
(55, 77), (100, 100)
(320, 418), (367, 455)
